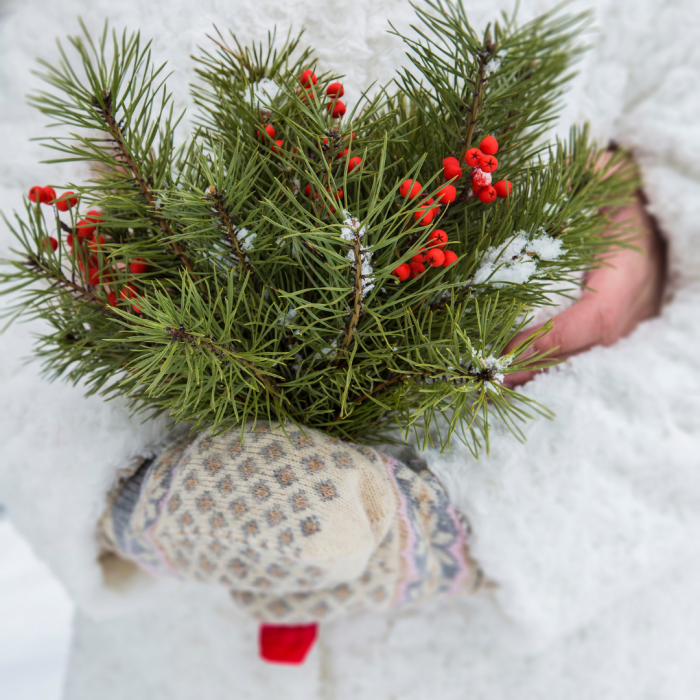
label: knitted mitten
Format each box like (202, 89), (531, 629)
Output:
(100, 422), (483, 626)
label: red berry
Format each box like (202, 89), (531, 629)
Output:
(88, 267), (103, 286)
(326, 82), (344, 98)
(42, 186), (57, 204)
(298, 87), (315, 102)
(399, 179), (422, 199)
(414, 207), (434, 226)
(56, 191), (78, 212)
(28, 186), (43, 203)
(465, 148), (483, 168)
(443, 250), (458, 267)
(409, 261), (425, 279)
(494, 180), (513, 198)
(335, 147), (349, 160)
(347, 156), (362, 172)
(130, 258), (149, 274)
(479, 135), (499, 156)
(107, 291), (117, 307)
(76, 220), (96, 238)
(88, 234), (106, 253)
(477, 186), (497, 204)
(429, 229), (448, 248)
(392, 263), (411, 281)
(443, 156), (460, 170)
(326, 187), (343, 201)
(300, 70), (317, 87)
(436, 184), (456, 204)
(304, 184), (313, 197)
(479, 155), (498, 173)
(425, 248), (445, 267)
(327, 100), (346, 118)
(43, 236), (58, 253)
(411, 248), (428, 264)
(259, 623), (318, 665)
(271, 139), (284, 154)
(66, 234), (74, 248)
(257, 124), (275, 141)
(120, 283), (142, 313)
(471, 168), (492, 189)
(86, 210), (103, 224)
(443, 165), (463, 181)
(425, 197), (440, 217)
(344, 131), (356, 142)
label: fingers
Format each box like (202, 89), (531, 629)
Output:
(503, 296), (613, 387)
(502, 189), (667, 389)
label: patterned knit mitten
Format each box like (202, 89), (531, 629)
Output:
(100, 422), (482, 626)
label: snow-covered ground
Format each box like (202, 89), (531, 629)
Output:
(0, 510), (73, 700)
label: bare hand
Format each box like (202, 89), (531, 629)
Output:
(504, 192), (667, 387)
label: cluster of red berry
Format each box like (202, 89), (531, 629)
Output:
(397, 178), (457, 226)
(443, 135), (512, 204)
(256, 69), (351, 158)
(303, 185), (345, 214)
(29, 186), (79, 251)
(388, 135), (513, 283)
(391, 229), (458, 281)
(299, 69), (347, 118)
(388, 174), (459, 281)
(29, 185), (78, 211)
(28, 185), (147, 313)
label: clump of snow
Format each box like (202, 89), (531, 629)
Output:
(340, 210), (368, 241)
(245, 78), (280, 108)
(235, 227), (256, 251)
(342, 211), (374, 298)
(485, 54), (502, 76)
(472, 168), (492, 188)
(466, 352), (513, 388)
(276, 304), (300, 335)
(473, 230), (565, 288)
(527, 234), (564, 261)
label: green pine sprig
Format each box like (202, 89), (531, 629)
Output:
(0, 1), (638, 454)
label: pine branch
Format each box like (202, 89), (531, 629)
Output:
(0, 5), (640, 454)
(206, 185), (250, 273)
(25, 255), (112, 311)
(95, 90), (197, 275)
(165, 322), (293, 415)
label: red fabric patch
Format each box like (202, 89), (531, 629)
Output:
(259, 623), (318, 664)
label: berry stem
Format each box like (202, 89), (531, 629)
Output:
(459, 35), (496, 162)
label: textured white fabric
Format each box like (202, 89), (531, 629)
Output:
(1, 0), (700, 697)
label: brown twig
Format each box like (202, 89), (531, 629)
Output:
(207, 186), (250, 274)
(336, 232), (364, 362)
(26, 255), (114, 312)
(95, 91), (197, 276)
(459, 35), (496, 161)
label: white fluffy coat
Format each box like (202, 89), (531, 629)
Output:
(1, 0), (700, 697)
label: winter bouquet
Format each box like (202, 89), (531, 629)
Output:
(1, 2), (636, 454)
